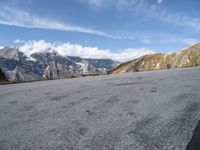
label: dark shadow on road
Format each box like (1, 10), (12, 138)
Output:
(186, 120), (200, 150)
(110, 82), (141, 86)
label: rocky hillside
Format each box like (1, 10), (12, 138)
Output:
(0, 47), (119, 81)
(112, 43), (200, 74)
(0, 68), (7, 84)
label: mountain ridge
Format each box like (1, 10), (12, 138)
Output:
(0, 47), (119, 81)
(112, 43), (200, 74)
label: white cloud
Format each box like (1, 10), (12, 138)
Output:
(0, 0), (32, 5)
(140, 34), (199, 45)
(77, 0), (141, 10)
(144, 3), (200, 32)
(0, 7), (130, 40)
(79, 0), (200, 32)
(86, 0), (105, 7)
(10, 0), (32, 5)
(13, 39), (25, 44)
(18, 40), (155, 62)
(157, 11), (200, 31)
(157, 0), (163, 4)
(77, 0), (107, 9)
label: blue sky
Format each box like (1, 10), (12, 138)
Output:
(0, 0), (200, 61)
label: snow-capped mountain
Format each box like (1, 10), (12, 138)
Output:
(0, 47), (119, 81)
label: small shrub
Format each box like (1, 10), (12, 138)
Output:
(166, 64), (171, 69)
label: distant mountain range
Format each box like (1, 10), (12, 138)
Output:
(1, 43), (200, 82)
(0, 47), (119, 81)
(112, 43), (200, 74)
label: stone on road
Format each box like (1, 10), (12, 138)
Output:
(0, 67), (200, 150)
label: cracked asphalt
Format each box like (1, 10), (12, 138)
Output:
(0, 67), (200, 150)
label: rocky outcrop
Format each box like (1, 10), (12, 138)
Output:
(112, 43), (200, 74)
(0, 68), (7, 84)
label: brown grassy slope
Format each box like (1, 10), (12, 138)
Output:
(112, 43), (200, 74)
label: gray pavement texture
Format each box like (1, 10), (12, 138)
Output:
(0, 67), (200, 150)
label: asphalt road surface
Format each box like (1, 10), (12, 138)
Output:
(0, 67), (200, 150)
